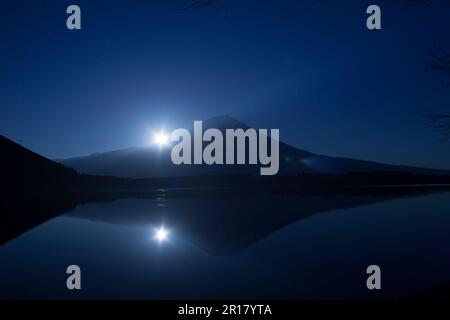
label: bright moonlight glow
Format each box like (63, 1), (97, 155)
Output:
(154, 226), (169, 242)
(153, 132), (169, 147)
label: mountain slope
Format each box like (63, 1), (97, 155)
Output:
(58, 116), (449, 178)
(0, 135), (79, 190)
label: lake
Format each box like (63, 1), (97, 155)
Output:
(1, 189), (450, 299)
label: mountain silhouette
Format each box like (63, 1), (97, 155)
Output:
(0, 135), (79, 190)
(58, 115), (449, 178)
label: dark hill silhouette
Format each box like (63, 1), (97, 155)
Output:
(59, 115), (449, 178)
(0, 135), (79, 190)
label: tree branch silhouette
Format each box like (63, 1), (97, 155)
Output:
(406, 0), (450, 134)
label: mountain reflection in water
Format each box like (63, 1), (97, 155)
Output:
(1, 186), (450, 299)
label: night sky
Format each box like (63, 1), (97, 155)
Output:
(1, 0), (449, 169)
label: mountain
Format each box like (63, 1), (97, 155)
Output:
(0, 135), (79, 190)
(59, 115), (312, 178)
(58, 115), (449, 178)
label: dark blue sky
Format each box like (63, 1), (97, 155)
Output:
(1, 0), (449, 169)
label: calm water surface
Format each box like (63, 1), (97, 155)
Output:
(1, 190), (450, 299)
